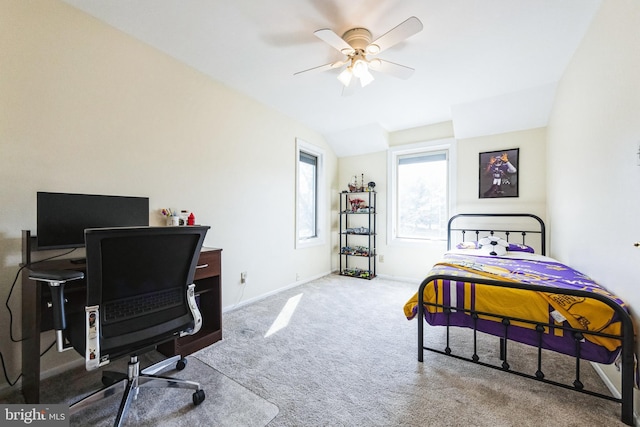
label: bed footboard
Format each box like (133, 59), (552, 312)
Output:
(416, 274), (635, 426)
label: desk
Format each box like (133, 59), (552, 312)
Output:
(20, 231), (222, 404)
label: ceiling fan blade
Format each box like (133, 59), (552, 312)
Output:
(294, 60), (347, 76)
(369, 59), (415, 79)
(367, 16), (423, 54)
(314, 29), (355, 55)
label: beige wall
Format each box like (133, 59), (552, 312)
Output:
(0, 0), (337, 388)
(548, 0), (640, 319)
(339, 125), (452, 280)
(456, 127), (547, 219)
(547, 0), (640, 409)
(339, 124), (547, 280)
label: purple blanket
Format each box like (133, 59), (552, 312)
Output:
(404, 253), (629, 363)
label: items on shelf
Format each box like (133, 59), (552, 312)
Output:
(349, 197), (366, 211)
(340, 246), (371, 257)
(341, 268), (373, 279)
(344, 227), (370, 235)
(356, 207), (374, 213)
(342, 206), (374, 214)
(339, 189), (376, 280)
(346, 174), (376, 193)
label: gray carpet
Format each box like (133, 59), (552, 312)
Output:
(194, 274), (627, 426)
(2, 274), (628, 426)
(3, 352), (278, 426)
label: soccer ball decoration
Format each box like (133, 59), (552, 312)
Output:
(478, 236), (508, 256)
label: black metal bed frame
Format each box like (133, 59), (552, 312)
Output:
(417, 213), (635, 426)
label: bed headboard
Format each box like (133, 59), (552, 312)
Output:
(447, 213), (546, 255)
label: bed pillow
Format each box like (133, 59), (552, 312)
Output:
(456, 241), (480, 250)
(457, 240), (535, 254)
(478, 236), (508, 256)
(508, 243), (535, 253)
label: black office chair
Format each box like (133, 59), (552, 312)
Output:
(29, 225), (210, 426)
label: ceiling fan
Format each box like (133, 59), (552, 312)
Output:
(295, 16), (423, 90)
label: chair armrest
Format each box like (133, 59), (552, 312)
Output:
(180, 284), (202, 337)
(28, 269), (84, 352)
(29, 269), (84, 283)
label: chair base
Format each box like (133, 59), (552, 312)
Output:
(69, 355), (205, 427)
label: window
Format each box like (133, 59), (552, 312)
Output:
(388, 139), (456, 243)
(296, 139), (325, 248)
(298, 151), (317, 239)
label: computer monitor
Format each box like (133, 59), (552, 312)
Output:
(36, 192), (149, 250)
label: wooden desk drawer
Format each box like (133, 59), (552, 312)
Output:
(159, 247), (223, 358)
(194, 249), (221, 280)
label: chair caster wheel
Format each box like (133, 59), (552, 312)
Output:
(176, 358), (188, 371)
(192, 389), (205, 405)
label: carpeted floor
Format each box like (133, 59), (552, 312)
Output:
(2, 351), (278, 426)
(194, 274), (628, 426)
(2, 274), (630, 426)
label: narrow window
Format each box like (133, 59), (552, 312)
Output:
(298, 150), (318, 239)
(296, 139), (325, 248)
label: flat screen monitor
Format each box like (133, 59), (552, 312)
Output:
(36, 192), (150, 250)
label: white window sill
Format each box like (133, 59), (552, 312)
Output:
(388, 237), (447, 248)
(296, 237), (325, 249)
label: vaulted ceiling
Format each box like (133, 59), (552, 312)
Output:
(62, 0), (602, 156)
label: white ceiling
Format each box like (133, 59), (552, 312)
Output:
(62, 0), (602, 157)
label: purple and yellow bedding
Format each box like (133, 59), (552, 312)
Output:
(404, 252), (629, 364)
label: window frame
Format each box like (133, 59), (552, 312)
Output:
(387, 138), (457, 246)
(295, 138), (326, 249)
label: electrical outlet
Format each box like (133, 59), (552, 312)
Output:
(296, 273), (300, 281)
(379, 254), (384, 263)
(240, 271), (247, 284)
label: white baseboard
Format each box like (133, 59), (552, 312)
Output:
(375, 273), (421, 284)
(590, 361), (638, 425)
(221, 271), (421, 314)
(590, 361), (621, 399)
(222, 270), (333, 313)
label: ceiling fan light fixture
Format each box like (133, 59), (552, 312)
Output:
(351, 59), (374, 87)
(337, 67), (353, 87)
(366, 44), (380, 55)
(352, 59), (368, 78)
(359, 67), (374, 87)
(299, 17), (423, 91)
(368, 58), (382, 70)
